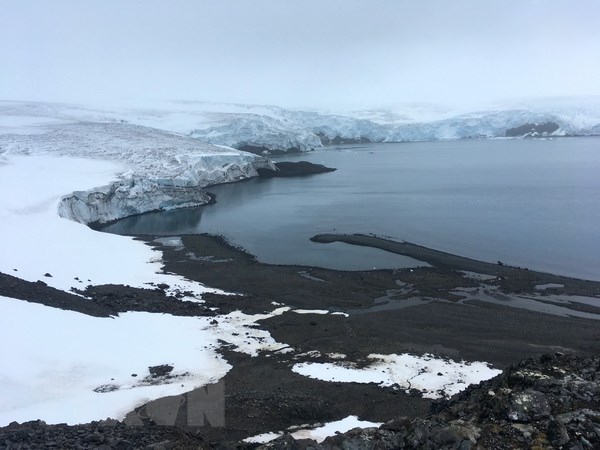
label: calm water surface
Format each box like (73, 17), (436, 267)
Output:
(102, 138), (600, 280)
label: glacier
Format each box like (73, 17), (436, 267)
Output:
(1, 98), (599, 223)
(0, 120), (275, 223)
(2, 98), (600, 160)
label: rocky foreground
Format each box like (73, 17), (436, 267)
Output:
(260, 353), (600, 450)
(1, 353), (598, 449)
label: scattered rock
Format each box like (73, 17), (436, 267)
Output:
(114, 439), (135, 449)
(0, 420), (203, 449)
(148, 365), (174, 378)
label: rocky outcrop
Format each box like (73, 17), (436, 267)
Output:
(257, 353), (600, 449)
(0, 419), (205, 449)
(506, 122), (560, 137)
(257, 161), (336, 178)
(316, 132), (371, 146)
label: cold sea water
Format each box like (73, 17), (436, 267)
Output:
(102, 138), (600, 281)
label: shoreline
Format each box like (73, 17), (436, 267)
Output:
(1, 101), (600, 446)
(148, 232), (600, 440)
(1, 154), (599, 444)
(311, 233), (600, 289)
(156, 233), (600, 365)
(2, 231), (600, 443)
(90, 160), (336, 231)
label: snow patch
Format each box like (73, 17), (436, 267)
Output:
(244, 415), (382, 444)
(292, 353), (501, 399)
(213, 308), (292, 357)
(293, 309), (329, 315)
(153, 236), (184, 250)
(0, 296), (294, 426)
(0, 297), (229, 426)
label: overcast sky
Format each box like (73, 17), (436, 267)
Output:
(1, 0), (599, 108)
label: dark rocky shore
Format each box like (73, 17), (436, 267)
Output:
(310, 233), (600, 297)
(1, 232), (599, 448)
(257, 161), (336, 177)
(159, 234), (600, 365)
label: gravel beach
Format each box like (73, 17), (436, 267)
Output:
(2, 232), (599, 447)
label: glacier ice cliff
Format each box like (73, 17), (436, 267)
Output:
(58, 178), (213, 225)
(0, 121), (276, 224)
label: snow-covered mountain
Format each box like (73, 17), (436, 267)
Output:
(3, 98), (600, 158)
